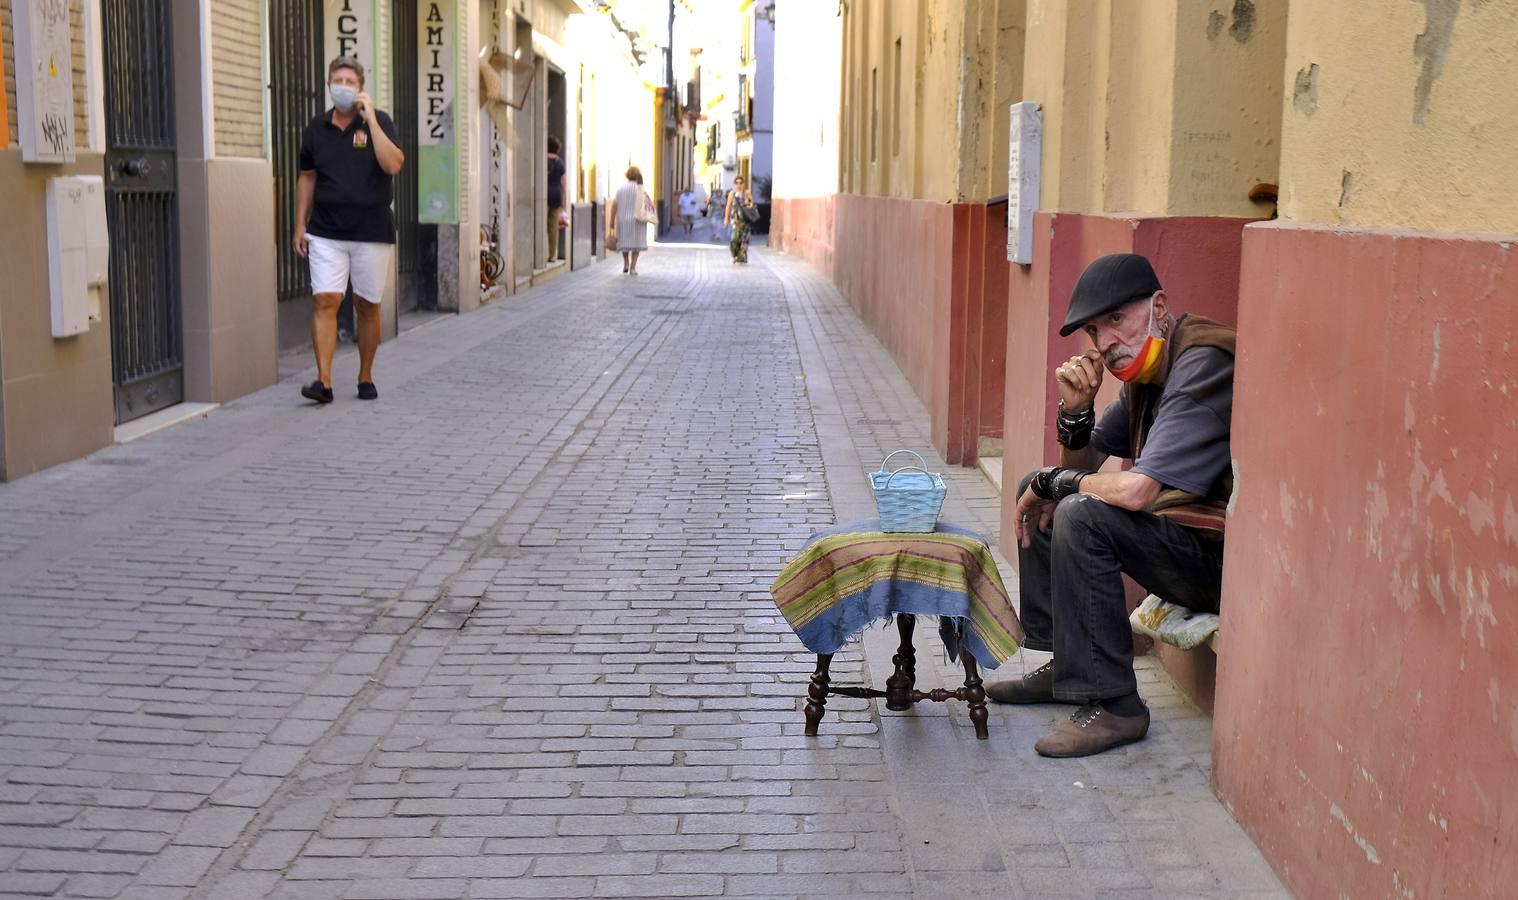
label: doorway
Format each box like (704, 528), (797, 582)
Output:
(546, 65), (567, 262)
(268, 0), (325, 348)
(102, 0), (183, 424)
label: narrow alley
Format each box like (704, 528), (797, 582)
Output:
(0, 248), (1282, 899)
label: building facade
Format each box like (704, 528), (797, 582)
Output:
(733, 0), (772, 210)
(773, 0), (1024, 468)
(0, 0), (655, 480)
(772, 3), (1518, 896)
(1, 0), (278, 480)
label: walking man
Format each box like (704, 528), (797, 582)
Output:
(293, 57), (405, 403)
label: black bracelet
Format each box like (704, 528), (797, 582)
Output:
(1056, 401), (1095, 449)
(1030, 466), (1089, 502)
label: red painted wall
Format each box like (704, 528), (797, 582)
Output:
(776, 194), (1008, 466)
(1214, 224), (1518, 899)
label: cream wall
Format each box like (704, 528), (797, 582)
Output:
(839, 0), (959, 202)
(838, 0), (1023, 203)
(1024, 0), (1285, 218)
(1278, 1), (1518, 232)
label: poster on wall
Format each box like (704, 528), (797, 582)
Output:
(1007, 101), (1042, 265)
(14, 0), (77, 163)
(324, 0), (377, 83)
(417, 0), (458, 224)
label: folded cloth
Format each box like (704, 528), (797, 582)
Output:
(770, 520), (1023, 669)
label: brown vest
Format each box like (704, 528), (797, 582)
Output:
(1122, 314), (1237, 531)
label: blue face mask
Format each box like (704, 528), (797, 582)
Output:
(330, 85), (358, 113)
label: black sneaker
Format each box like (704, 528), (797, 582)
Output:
(300, 379), (334, 404)
(357, 382), (378, 401)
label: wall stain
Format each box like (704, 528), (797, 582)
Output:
(1413, 0), (1462, 124)
(1339, 169), (1354, 208)
(1293, 63), (1319, 114)
(1229, 0), (1256, 42)
(1207, 9), (1225, 40)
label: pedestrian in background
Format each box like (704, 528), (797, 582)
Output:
(678, 188), (700, 234)
(293, 56), (405, 404)
(547, 137), (567, 263)
(607, 166), (652, 275)
(708, 187), (727, 240)
(725, 177), (756, 264)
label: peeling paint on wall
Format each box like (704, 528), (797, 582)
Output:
(1413, 0), (1462, 124)
(1329, 803), (1383, 864)
(1293, 63), (1319, 114)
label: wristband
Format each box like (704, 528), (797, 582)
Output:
(1056, 401), (1095, 450)
(1030, 466), (1089, 502)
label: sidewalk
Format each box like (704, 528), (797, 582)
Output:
(0, 244), (1284, 898)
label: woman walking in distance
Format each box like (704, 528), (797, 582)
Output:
(607, 166), (652, 275)
(724, 177), (756, 264)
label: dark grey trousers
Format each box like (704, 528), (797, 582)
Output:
(1015, 471), (1225, 702)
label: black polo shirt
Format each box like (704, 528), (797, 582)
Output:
(299, 108), (401, 244)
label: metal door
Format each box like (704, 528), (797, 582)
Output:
(269, 0), (325, 304)
(102, 0), (182, 423)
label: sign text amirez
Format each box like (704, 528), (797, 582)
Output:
(417, 0), (457, 223)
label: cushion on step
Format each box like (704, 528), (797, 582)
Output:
(1129, 594), (1220, 651)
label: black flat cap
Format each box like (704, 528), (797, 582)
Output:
(1059, 253), (1163, 336)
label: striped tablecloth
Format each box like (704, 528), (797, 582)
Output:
(770, 520), (1023, 669)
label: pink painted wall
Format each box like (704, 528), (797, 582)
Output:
(1214, 224), (1518, 900)
(953, 205), (1009, 465)
(832, 195), (956, 456)
(771, 197), (836, 278)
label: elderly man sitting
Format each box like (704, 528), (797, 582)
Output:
(990, 253), (1236, 758)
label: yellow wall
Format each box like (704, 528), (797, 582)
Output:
(1023, 0), (1285, 218)
(1278, 1), (1518, 232)
(839, 0), (1022, 203)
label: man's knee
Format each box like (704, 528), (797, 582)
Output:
(1052, 492), (1119, 542)
(313, 292), (344, 312)
(353, 299), (381, 319)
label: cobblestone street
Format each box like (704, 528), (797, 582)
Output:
(0, 246), (1284, 899)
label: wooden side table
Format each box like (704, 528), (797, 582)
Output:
(803, 614), (990, 740)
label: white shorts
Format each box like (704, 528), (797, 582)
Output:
(307, 235), (393, 303)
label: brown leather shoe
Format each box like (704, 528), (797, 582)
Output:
(1034, 703), (1150, 757)
(985, 661), (1060, 704)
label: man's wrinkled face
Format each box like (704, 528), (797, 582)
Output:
(1081, 292), (1165, 371)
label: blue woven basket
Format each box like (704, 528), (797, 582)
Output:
(869, 450), (947, 533)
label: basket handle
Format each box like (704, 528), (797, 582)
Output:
(877, 449), (928, 475)
(884, 466), (932, 489)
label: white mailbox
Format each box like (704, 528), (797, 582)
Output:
(46, 175), (109, 338)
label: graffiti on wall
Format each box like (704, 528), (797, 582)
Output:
(14, 0), (77, 163)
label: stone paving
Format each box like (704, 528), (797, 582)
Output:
(0, 245), (1286, 898)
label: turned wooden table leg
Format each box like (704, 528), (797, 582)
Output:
(884, 614), (917, 711)
(804, 653), (833, 736)
(962, 654), (989, 740)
